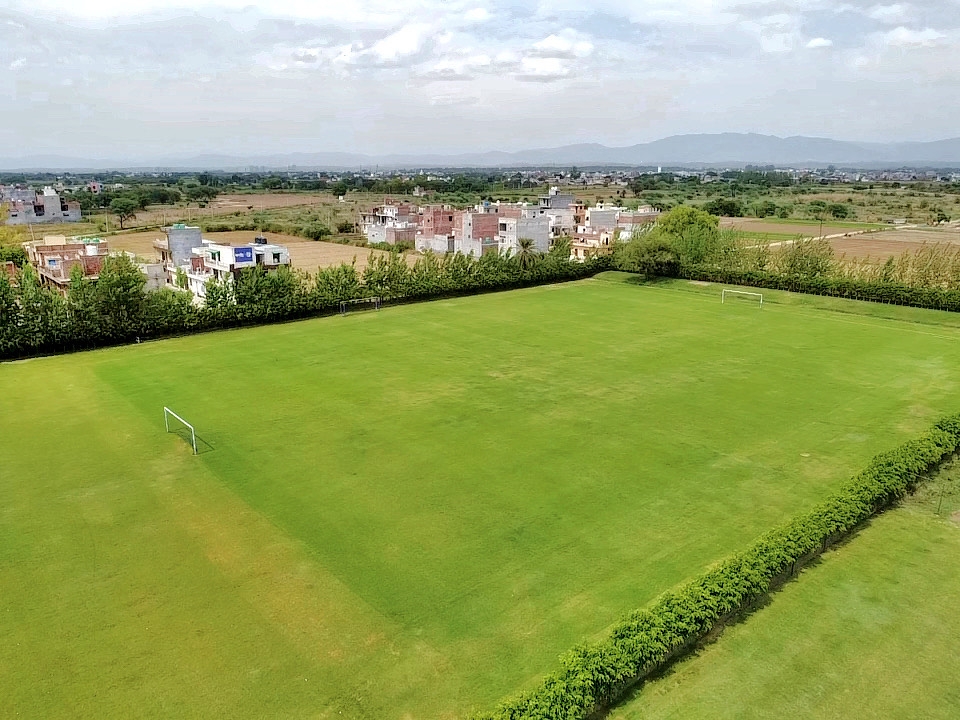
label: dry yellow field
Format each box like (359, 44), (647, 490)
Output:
(107, 229), (407, 271)
(831, 227), (960, 261)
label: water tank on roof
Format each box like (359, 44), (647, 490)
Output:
(253, 235), (268, 245)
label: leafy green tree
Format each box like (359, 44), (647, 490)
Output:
(827, 202), (851, 219)
(656, 206), (726, 266)
(204, 276), (234, 311)
(16, 265), (67, 351)
(615, 237), (680, 276)
(752, 199), (778, 218)
(702, 198), (743, 217)
(94, 254), (147, 338)
(0, 271), (22, 355)
(110, 197), (139, 229)
(302, 222), (332, 240)
(515, 238), (540, 271)
(549, 236), (572, 260)
(67, 263), (99, 343)
(0, 246), (28, 267)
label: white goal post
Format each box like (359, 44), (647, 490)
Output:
(163, 406), (197, 455)
(721, 289), (763, 308)
(340, 296), (382, 315)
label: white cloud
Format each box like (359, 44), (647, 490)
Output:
(369, 23), (431, 62)
(867, 4), (912, 24)
(4, 0), (960, 158)
(760, 33), (794, 53)
(20, 0), (438, 26)
(531, 33), (594, 58)
(463, 7), (490, 23)
(883, 26), (945, 47)
(516, 57), (569, 80)
(419, 54), (491, 79)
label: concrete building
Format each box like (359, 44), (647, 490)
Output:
(538, 186), (576, 211)
(498, 213), (551, 255)
(360, 201), (418, 245)
(453, 211), (500, 256)
(5, 187), (82, 225)
(616, 207), (661, 234)
(416, 233), (455, 254)
(584, 204), (621, 230)
(418, 205), (456, 238)
(183, 239), (291, 303)
(24, 236), (110, 295)
(570, 228), (616, 262)
(155, 224), (203, 286)
(138, 259), (166, 291)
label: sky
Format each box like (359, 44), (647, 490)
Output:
(1, 0), (959, 160)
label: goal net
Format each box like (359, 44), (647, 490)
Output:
(340, 296), (382, 315)
(721, 289), (763, 308)
(163, 406), (197, 454)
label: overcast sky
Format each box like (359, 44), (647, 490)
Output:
(1, 0), (958, 160)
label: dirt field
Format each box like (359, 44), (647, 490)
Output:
(720, 217), (882, 237)
(108, 229), (404, 271)
(117, 193), (339, 229)
(831, 228), (960, 261)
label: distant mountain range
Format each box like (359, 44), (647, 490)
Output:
(5, 133), (960, 171)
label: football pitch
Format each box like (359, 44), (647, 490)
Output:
(4, 275), (960, 718)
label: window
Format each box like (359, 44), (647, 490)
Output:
(273, 253), (281, 263)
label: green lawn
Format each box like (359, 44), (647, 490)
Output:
(4, 277), (960, 718)
(610, 463), (960, 720)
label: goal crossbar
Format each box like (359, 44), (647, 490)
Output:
(163, 406), (197, 455)
(721, 289), (763, 308)
(340, 296), (382, 315)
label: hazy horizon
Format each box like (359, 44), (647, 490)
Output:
(3, 0), (959, 159)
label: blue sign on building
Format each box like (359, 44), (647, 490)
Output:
(234, 246), (254, 263)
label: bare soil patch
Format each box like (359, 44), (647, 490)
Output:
(832, 228), (960, 261)
(720, 218), (875, 237)
(108, 229), (406, 271)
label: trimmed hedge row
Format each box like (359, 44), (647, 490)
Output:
(0, 253), (612, 361)
(680, 265), (960, 312)
(478, 413), (960, 720)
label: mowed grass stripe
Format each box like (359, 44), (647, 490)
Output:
(609, 503), (960, 720)
(4, 279), (960, 717)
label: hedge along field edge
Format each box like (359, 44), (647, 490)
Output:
(477, 414), (960, 720)
(678, 265), (960, 312)
(0, 252), (613, 362)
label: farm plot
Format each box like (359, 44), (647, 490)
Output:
(831, 227), (960, 261)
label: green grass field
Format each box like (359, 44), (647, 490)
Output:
(4, 276), (960, 718)
(610, 462), (960, 720)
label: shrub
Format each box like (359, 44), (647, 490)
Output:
(301, 222), (332, 240)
